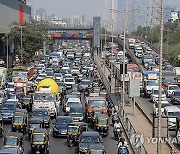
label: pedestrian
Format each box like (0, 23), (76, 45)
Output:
(108, 74), (111, 82)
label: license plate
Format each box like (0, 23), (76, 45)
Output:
(61, 132), (66, 135)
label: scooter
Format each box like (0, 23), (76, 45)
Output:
(112, 115), (118, 125)
(118, 145), (129, 154)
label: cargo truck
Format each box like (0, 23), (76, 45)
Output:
(128, 38), (136, 49)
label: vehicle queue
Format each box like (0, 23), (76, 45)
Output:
(0, 41), (128, 154)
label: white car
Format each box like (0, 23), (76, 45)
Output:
(54, 73), (63, 81)
(71, 67), (80, 75)
(153, 100), (171, 116)
(164, 106), (180, 130)
(64, 78), (75, 89)
(166, 85), (179, 97)
(65, 98), (81, 113)
(6, 82), (15, 92)
(150, 87), (167, 103)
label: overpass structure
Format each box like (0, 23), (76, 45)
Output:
(47, 25), (94, 40)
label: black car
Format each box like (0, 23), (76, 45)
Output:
(171, 91), (180, 105)
(78, 131), (103, 154)
(31, 109), (50, 128)
(53, 116), (73, 137)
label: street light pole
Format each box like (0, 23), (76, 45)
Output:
(157, 0), (164, 153)
(6, 35), (8, 69)
(20, 25), (23, 64)
(111, 0), (114, 93)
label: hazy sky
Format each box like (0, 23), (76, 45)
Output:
(29, 0), (105, 21)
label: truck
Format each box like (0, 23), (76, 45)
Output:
(175, 67), (180, 86)
(14, 78), (27, 99)
(12, 65), (34, 81)
(128, 38), (136, 49)
(34, 78), (59, 118)
(0, 67), (7, 89)
(142, 71), (159, 97)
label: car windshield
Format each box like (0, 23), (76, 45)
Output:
(67, 101), (80, 106)
(0, 92), (4, 98)
(163, 78), (175, 83)
(161, 103), (170, 108)
(168, 112), (180, 117)
(7, 84), (14, 88)
(144, 55), (153, 59)
(147, 80), (158, 86)
(174, 91), (180, 96)
(56, 117), (72, 125)
(81, 80), (91, 85)
(13, 116), (23, 123)
(90, 151), (104, 154)
(65, 78), (74, 82)
(98, 118), (108, 125)
(67, 126), (79, 133)
(46, 71), (54, 76)
(70, 107), (82, 114)
(169, 86), (179, 90)
(89, 101), (107, 107)
(154, 90), (165, 95)
(4, 138), (17, 146)
(33, 111), (48, 117)
(33, 134), (45, 142)
(34, 93), (55, 101)
(80, 136), (100, 143)
(57, 82), (64, 86)
(8, 95), (16, 99)
(1, 104), (15, 110)
(29, 123), (41, 129)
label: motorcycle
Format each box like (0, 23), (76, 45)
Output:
(118, 145), (129, 154)
(67, 134), (75, 147)
(113, 127), (122, 141)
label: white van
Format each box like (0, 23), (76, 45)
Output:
(164, 106), (180, 130)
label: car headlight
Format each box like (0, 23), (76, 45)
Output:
(97, 126), (99, 129)
(53, 127), (58, 132)
(41, 145), (44, 148)
(32, 144), (35, 147)
(79, 147), (87, 152)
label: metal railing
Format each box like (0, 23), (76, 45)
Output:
(94, 55), (148, 154)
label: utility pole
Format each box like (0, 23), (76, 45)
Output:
(111, 0), (114, 93)
(20, 25), (23, 64)
(6, 35), (8, 69)
(157, 0), (164, 153)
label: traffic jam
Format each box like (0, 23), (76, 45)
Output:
(105, 36), (180, 148)
(0, 41), (128, 154)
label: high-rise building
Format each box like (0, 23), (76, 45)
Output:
(81, 15), (86, 25)
(71, 15), (81, 25)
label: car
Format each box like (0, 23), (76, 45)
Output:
(78, 79), (92, 92)
(64, 78), (75, 89)
(68, 104), (84, 122)
(0, 100), (20, 122)
(171, 91), (180, 105)
(54, 73), (63, 82)
(153, 100), (171, 115)
(53, 116), (73, 137)
(166, 85), (179, 97)
(78, 131), (103, 154)
(0, 147), (24, 154)
(87, 144), (106, 154)
(164, 106), (180, 130)
(31, 109), (50, 128)
(71, 67), (80, 75)
(150, 87), (166, 103)
(5, 82), (15, 93)
(65, 98), (81, 113)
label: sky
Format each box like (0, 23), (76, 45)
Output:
(29, 0), (105, 21)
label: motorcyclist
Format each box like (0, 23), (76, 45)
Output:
(113, 120), (122, 140)
(118, 138), (128, 148)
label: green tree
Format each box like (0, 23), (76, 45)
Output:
(5, 21), (51, 63)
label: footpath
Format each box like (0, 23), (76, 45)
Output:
(94, 55), (171, 154)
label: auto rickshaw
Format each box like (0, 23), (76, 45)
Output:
(94, 115), (109, 136)
(87, 144), (106, 154)
(31, 128), (49, 154)
(0, 115), (3, 137)
(89, 111), (102, 128)
(67, 122), (88, 147)
(3, 132), (23, 148)
(21, 96), (33, 112)
(12, 109), (28, 134)
(28, 118), (45, 141)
